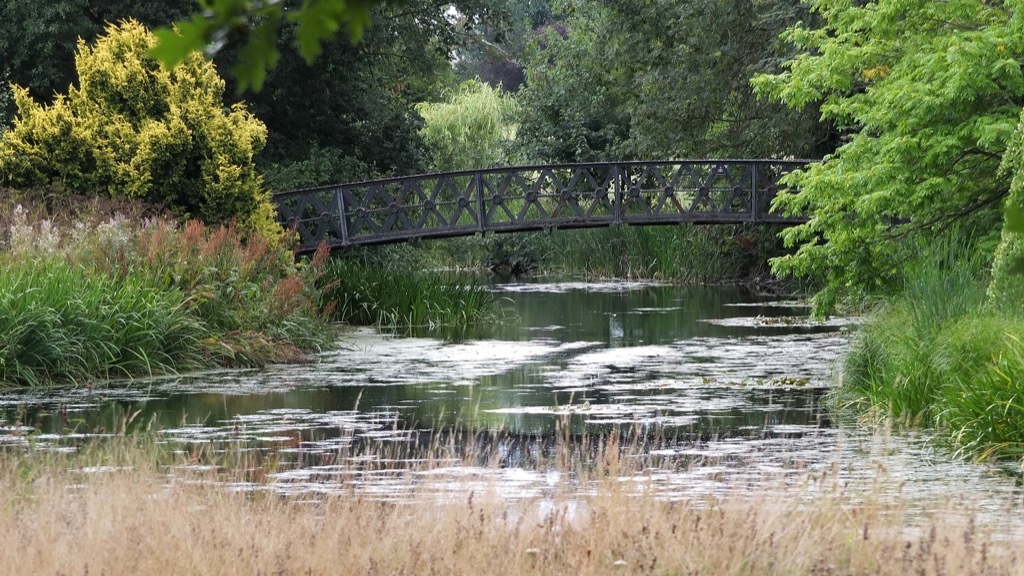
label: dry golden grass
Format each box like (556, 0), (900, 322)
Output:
(0, 440), (1020, 576)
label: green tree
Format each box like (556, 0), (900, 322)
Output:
(152, 0), (513, 93)
(0, 0), (193, 103)
(416, 80), (520, 171)
(514, 13), (632, 163)
(753, 0), (1024, 312)
(242, 19), (437, 190)
(0, 20), (274, 233)
(235, 1), (515, 191)
(451, 0), (555, 91)
(0, 73), (11, 131)
(152, 0), (396, 92)
(514, 0), (827, 163)
(0, 0), (488, 191)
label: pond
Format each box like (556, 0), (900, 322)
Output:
(1, 280), (1020, 509)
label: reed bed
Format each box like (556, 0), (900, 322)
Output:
(0, 201), (332, 388)
(426, 224), (791, 285)
(0, 436), (1020, 576)
(317, 256), (500, 328)
(0, 258), (205, 386)
(536, 225), (784, 283)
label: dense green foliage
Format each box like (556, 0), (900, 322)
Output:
(152, 0), (513, 93)
(988, 107), (1024, 310)
(0, 0), (192, 106)
(0, 258), (205, 388)
(754, 0), (1024, 312)
(0, 0), (511, 192)
(451, 0), (554, 90)
(244, 6), (448, 190)
(0, 21), (276, 234)
(151, 0), (397, 92)
(514, 0), (828, 163)
(238, 2), (519, 191)
(416, 80), (520, 171)
(837, 238), (1024, 461)
(0, 202), (331, 388)
(0, 73), (11, 130)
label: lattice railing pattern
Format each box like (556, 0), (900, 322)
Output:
(273, 160), (807, 254)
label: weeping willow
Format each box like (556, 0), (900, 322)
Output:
(415, 79), (519, 172)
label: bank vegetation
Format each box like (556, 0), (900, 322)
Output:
(0, 437), (1019, 576)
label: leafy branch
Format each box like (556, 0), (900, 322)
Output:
(150, 0), (393, 92)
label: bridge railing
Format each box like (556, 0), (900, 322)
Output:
(273, 160), (808, 254)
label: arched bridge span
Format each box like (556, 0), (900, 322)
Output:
(273, 160), (808, 255)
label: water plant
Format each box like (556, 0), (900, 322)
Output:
(425, 224), (793, 286)
(0, 258), (205, 387)
(316, 255), (499, 328)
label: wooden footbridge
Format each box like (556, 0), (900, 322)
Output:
(272, 160), (808, 255)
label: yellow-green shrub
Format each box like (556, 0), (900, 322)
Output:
(0, 20), (274, 233)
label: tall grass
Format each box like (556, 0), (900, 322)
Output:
(836, 236), (1024, 461)
(537, 225), (781, 282)
(0, 258), (205, 386)
(426, 224), (792, 285)
(0, 201), (333, 388)
(0, 436), (1019, 575)
(317, 257), (499, 328)
(838, 238), (990, 421)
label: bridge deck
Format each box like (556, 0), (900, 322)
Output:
(273, 160), (808, 254)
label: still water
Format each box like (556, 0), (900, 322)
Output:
(0, 281), (1020, 506)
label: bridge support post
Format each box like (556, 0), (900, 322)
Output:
(475, 173), (486, 234)
(335, 189), (351, 247)
(750, 162), (758, 223)
(612, 165), (623, 225)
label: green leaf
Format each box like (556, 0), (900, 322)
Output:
(1006, 205), (1024, 234)
(292, 0), (344, 64)
(150, 19), (211, 70)
(290, 0), (377, 64)
(232, 18), (282, 93)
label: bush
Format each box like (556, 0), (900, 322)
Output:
(0, 20), (274, 235)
